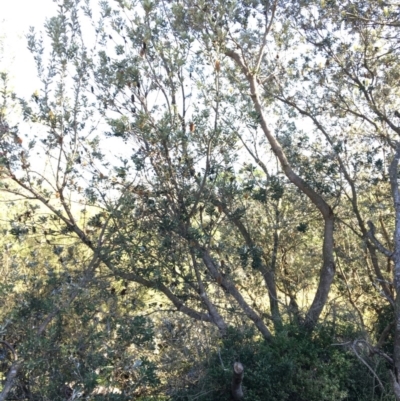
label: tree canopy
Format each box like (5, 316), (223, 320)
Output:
(1, 0), (400, 400)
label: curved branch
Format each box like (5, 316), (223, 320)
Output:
(190, 249), (228, 335)
(276, 96), (394, 305)
(225, 49), (335, 330)
(0, 361), (22, 401)
(213, 198), (281, 327)
(0, 341), (17, 361)
(110, 268), (214, 324)
(351, 340), (384, 391)
(366, 221), (394, 259)
(201, 247), (273, 341)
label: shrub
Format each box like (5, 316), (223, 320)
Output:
(172, 323), (393, 401)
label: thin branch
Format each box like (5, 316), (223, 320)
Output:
(351, 340), (384, 391)
(0, 341), (17, 361)
(366, 220), (394, 259)
(255, 0), (277, 72)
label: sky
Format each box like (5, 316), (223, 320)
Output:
(0, 0), (137, 192)
(0, 0), (57, 96)
(0, 0), (283, 170)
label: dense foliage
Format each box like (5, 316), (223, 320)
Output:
(173, 325), (393, 401)
(1, 0), (400, 399)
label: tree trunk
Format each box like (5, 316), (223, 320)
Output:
(0, 361), (21, 401)
(225, 49), (335, 331)
(231, 362), (244, 401)
(389, 144), (400, 400)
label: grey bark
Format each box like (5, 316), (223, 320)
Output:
(388, 144), (400, 400)
(231, 362), (244, 401)
(111, 269), (215, 324)
(0, 362), (22, 401)
(225, 49), (335, 331)
(281, 99), (394, 305)
(201, 249), (273, 341)
(190, 249), (228, 335)
(213, 199), (281, 329)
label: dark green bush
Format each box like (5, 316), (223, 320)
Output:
(172, 324), (393, 401)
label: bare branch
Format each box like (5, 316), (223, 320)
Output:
(366, 221), (394, 259)
(351, 340), (384, 391)
(0, 361), (22, 401)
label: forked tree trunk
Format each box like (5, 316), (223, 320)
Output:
(225, 49), (335, 331)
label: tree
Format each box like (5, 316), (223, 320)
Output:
(1, 0), (400, 399)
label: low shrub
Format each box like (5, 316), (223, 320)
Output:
(171, 323), (393, 401)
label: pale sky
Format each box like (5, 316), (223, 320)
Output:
(0, 0), (57, 96)
(0, 0), (283, 167)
